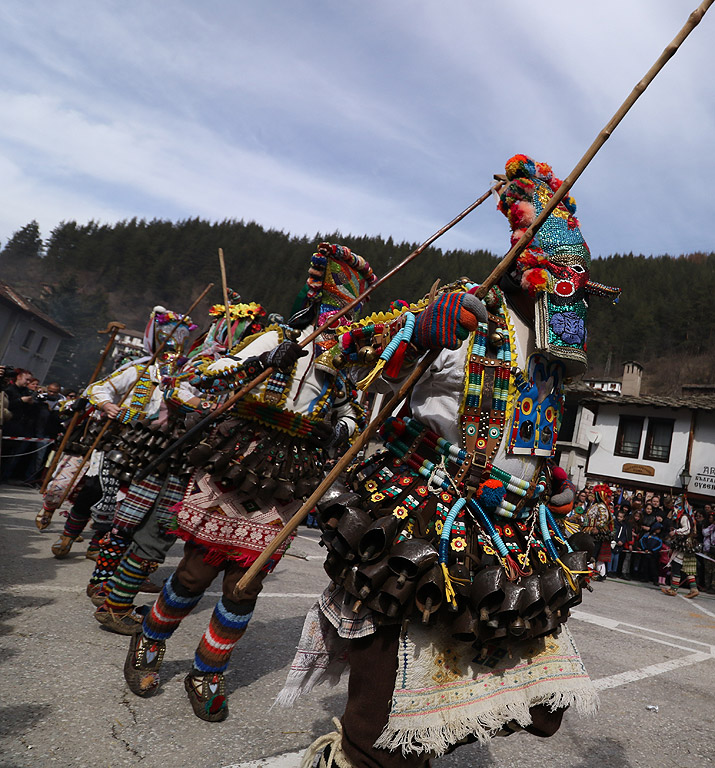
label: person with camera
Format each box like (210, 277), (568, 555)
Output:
(0, 368), (38, 483)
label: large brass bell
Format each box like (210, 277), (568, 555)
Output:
(387, 539), (439, 586)
(414, 565), (445, 624)
(357, 515), (401, 563)
(352, 558), (392, 600)
(469, 565), (506, 622)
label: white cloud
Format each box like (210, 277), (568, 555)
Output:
(0, 0), (713, 259)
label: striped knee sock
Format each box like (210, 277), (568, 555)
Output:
(89, 531), (129, 585)
(101, 552), (151, 613)
(63, 505), (92, 539)
(192, 598), (254, 675)
(143, 574), (203, 641)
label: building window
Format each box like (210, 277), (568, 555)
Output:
(36, 336), (48, 354)
(21, 328), (36, 350)
(644, 418), (674, 462)
(615, 416), (644, 458)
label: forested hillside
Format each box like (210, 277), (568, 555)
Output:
(1, 218), (714, 394)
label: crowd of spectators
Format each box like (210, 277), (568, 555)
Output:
(571, 483), (715, 594)
(0, 365), (77, 486)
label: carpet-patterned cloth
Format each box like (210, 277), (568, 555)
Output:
(375, 621), (598, 757)
(115, 473), (185, 530)
(174, 469), (298, 568)
(89, 456), (121, 527)
(44, 454), (85, 510)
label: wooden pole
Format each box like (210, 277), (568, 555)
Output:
(39, 321), (127, 494)
(233, 0), (714, 592)
(476, 0), (714, 300)
(218, 248), (233, 348)
(135, 183), (502, 482)
(55, 284), (214, 508)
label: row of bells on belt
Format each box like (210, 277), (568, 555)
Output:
(65, 419), (105, 454)
(104, 421), (192, 483)
(317, 494), (590, 642)
(188, 427), (323, 502)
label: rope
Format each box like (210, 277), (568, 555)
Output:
(0, 442), (53, 457)
(1, 436), (54, 443)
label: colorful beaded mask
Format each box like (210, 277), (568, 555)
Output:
(508, 354), (563, 456)
(143, 306), (197, 370)
(498, 155), (619, 376)
(303, 242), (376, 353)
(593, 483), (613, 504)
(207, 294), (266, 350)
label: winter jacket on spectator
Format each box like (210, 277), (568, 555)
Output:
(702, 522), (715, 555)
(639, 530), (663, 553)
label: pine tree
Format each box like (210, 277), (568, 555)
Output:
(0, 220), (43, 262)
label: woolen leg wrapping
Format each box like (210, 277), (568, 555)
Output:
(89, 530), (130, 585)
(142, 573), (204, 641)
(192, 598), (253, 675)
(62, 477), (102, 538)
(671, 561), (682, 591)
(103, 551), (151, 613)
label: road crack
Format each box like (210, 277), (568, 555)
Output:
(110, 690), (145, 761)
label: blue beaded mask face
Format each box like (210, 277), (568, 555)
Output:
(530, 181), (591, 377)
(498, 155), (621, 378)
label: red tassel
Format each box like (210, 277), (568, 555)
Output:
(383, 340), (408, 378)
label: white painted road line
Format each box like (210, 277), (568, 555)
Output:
(593, 651), (713, 691)
(5, 584), (321, 600)
(678, 594), (715, 619)
(221, 752), (303, 768)
(571, 608), (715, 655)
(572, 608), (715, 691)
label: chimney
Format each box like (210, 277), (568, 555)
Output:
(621, 360), (643, 397)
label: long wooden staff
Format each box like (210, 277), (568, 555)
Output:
(218, 248), (234, 346)
(54, 284), (214, 508)
(39, 321), (126, 494)
(476, 0), (714, 297)
(234, 0), (714, 592)
(135, 182), (502, 482)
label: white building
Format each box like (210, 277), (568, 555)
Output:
(570, 391), (715, 501)
(110, 328), (144, 366)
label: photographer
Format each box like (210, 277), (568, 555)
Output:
(24, 378), (64, 484)
(0, 368), (36, 482)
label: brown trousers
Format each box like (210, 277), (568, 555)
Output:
(341, 625), (565, 768)
(174, 540), (267, 606)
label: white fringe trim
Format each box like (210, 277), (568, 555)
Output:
(374, 685), (599, 757)
(274, 660), (346, 708)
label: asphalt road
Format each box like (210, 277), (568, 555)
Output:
(1, 485), (713, 768)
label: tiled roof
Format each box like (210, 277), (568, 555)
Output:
(578, 390), (715, 413)
(0, 281), (73, 337)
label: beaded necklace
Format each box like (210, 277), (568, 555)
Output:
(380, 417), (533, 520)
(459, 301), (514, 464)
(118, 367), (156, 424)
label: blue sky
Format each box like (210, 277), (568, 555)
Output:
(1, 1), (713, 260)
